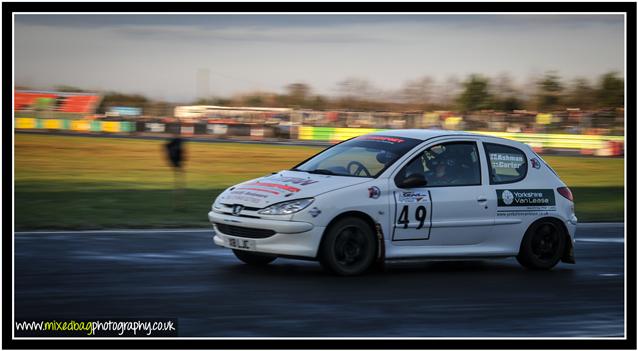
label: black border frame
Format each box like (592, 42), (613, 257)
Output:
(3, 2), (636, 350)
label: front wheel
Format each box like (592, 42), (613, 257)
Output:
(516, 219), (566, 270)
(319, 217), (377, 276)
(233, 249), (277, 266)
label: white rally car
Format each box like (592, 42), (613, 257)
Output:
(209, 130), (577, 275)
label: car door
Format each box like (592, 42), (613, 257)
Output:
(390, 139), (495, 245)
(482, 141), (548, 250)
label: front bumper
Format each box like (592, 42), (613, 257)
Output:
(208, 210), (324, 258)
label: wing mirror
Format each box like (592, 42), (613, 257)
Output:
(397, 174), (427, 188)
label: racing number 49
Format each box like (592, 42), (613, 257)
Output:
(397, 205), (427, 229)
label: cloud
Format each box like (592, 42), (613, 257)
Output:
(111, 24), (389, 44)
(14, 14), (625, 102)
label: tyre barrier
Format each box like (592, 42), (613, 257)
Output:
(15, 117), (287, 139)
(594, 140), (624, 157)
(16, 117), (135, 133)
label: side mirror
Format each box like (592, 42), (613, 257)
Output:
(397, 174), (427, 188)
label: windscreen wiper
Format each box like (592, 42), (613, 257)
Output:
(307, 169), (336, 175)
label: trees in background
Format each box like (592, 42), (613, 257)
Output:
(536, 72), (564, 111)
(566, 78), (596, 110)
(401, 76), (435, 108)
(156, 70), (627, 114)
(22, 71), (623, 114)
(597, 72), (624, 108)
(451, 71), (623, 113)
(457, 74), (492, 112)
(96, 92), (149, 114)
(54, 85), (88, 93)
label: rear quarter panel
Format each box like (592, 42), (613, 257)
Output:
(487, 139), (573, 254)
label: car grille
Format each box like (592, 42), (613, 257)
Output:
(214, 223), (276, 239)
(221, 203), (261, 211)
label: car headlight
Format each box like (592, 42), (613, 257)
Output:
(258, 198), (314, 215)
(211, 192), (226, 211)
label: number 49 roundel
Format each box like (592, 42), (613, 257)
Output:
(393, 191), (433, 241)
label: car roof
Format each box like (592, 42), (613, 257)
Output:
(368, 129), (531, 150)
(368, 129), (481, 141)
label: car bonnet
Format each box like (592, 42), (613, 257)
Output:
(217, 170), (372, 209)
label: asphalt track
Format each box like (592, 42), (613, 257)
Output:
(14, 223), (625, 337)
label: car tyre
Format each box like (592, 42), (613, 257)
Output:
(516, 219), (566, 270)
(319, 217), (377, 276)
(233, 249), (277, 266)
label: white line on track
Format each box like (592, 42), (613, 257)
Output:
(15, 229), (214, 235)
(576, 222), (625, 228)
(576, 238), (625, 244)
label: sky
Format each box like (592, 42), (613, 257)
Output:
(14, 14), (625, 103)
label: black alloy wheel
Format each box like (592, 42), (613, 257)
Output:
(319, 217), (377, 276)
(517, 219), (566, 270)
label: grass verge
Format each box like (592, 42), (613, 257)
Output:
(15, 134), (624, 230)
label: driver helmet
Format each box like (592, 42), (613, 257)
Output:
(427, 151), (456, 169)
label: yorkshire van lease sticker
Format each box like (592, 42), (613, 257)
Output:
(496, 189), (556, 212)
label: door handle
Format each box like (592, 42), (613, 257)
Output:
(477, 196), (487, 202)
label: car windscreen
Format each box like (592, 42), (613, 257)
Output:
(292, 135), (422, 178)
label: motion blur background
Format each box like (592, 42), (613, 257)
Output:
(14, 13), (625, 230)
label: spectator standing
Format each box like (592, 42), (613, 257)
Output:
(165, 133), (186, 210)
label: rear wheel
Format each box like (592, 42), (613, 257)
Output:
(232, 249), (277, 266)
(319, 217), (377, 276)
(516, 219), (566, 270)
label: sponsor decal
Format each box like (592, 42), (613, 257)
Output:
(392, 190), (433, 241)
(501, 190), (514, 205)
(279, 177), (319, 186)
(530, 158), (541, 169)
(236, 187), (280, 195)
(497, 211), (551, 217)
(249, 182), (301, 193)
(358, 135), (405, 144)
(309, 207), (322, 217)
(224, 193), (262, 204)
(264, 175), (318, 186)
(368, 186), (381, 199)
(489, 153), (524, 169)
(398, 191), (430, 203)
(497, 189), (556, 211)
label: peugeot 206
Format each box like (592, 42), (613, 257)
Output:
(209, 130), (577, 276)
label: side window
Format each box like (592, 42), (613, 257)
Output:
(484, 143), (528, 184)
(395, 142), (481, 187)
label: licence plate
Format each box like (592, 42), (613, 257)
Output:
(226, 237), (256, 251)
